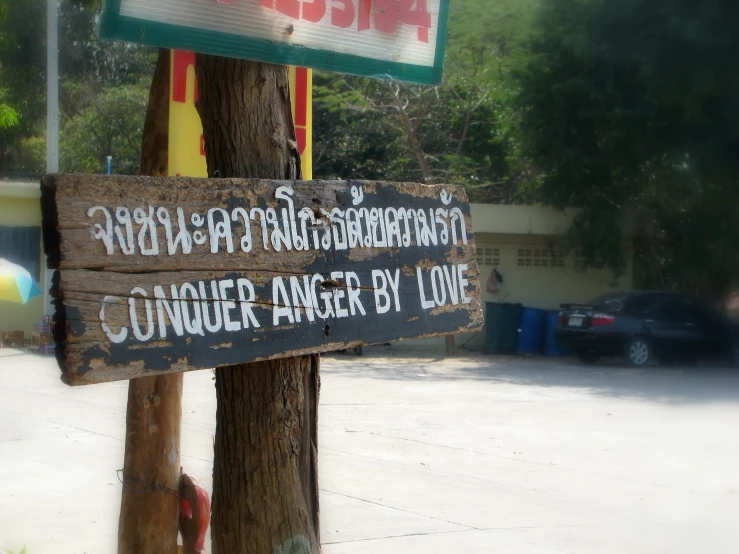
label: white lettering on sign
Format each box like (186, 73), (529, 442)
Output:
(371, 269), (400, 314)
(345, 271), (366, 316)
(97, 264), (475, 344)
(100, 296), (128, 344)
(237, 278), (261, 328)
(154, 284), (185, 338)
(82, 184), (478, 349)
(86, 188), (468, 258)
(129, 287), (156, 342)
(416, 264), (472, 310)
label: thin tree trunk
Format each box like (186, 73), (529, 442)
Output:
(138, 49), (171, 177)
(386, 83), (434, 185)
(118, 374), (183, 554)
(445, 335), (456, 356)
(384, 84), (455, 356)
(118, 49), (183, 554)
(195, 56), (320, 554)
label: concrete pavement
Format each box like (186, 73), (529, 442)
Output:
(1, 345), (738, 553)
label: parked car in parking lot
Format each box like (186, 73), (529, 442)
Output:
(555, 291), (737, 366)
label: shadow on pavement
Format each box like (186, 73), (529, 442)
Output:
(322, 343), (739, 405)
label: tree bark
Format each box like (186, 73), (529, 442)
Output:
(138, 48), (171, 178)
(195, 56), (320, 554)
(118, 374), (183, 554)
(118, 49), (183, 554)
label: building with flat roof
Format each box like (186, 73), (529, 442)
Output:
(470, 203), (632, 311)
(0, 180), (50, 338)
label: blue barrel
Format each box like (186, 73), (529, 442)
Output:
(515, 307), (546, 355)
(544, 309), (568, 356)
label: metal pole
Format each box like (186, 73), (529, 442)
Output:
(45, 0), (59, 319)
(46, 0), (59, 173)
(107, 156), (112, 175)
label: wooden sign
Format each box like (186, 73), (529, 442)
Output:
(100, 0), (450, 85)
(41, 175), (483, 385)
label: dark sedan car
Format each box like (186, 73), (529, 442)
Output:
(555, 291), (737, 366)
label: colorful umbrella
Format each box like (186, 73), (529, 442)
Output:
(0, 258), (43, 304)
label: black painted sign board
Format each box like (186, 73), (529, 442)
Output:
(41, 174), (483, 385)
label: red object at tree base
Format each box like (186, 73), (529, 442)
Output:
(179, 473), (210, 554)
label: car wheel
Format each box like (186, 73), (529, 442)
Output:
(626, 337), (652, 366)
(577, 352), (600, 365)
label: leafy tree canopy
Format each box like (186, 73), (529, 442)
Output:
(313, 0), (538, 203)
(0, 0), (18, 130)
(516, 0), (739, 300)
(0, 0), (154, 177)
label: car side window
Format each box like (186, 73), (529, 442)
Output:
(625, 295), (659, 317)
(687, 300), (720, 327)
(660, 298), (710, 325)
(659, 299), (691, 323)
(681, 303), (705, 325)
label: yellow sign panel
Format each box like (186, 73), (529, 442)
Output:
(168, 50), (312, 179)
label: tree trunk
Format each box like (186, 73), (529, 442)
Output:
(385, 83), (455, 357)
(138, 49), (171, 178)
(195, 56), (320, 554)
(118, 49), (183, 554)
(118, 374), (183, 554)
(386, 83), (434, 185)
(445, 335), (456, 357)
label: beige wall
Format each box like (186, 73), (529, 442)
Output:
(475, 233), (633, 311)
(469, 203), (635, 237)
(470, 203), (579, 236)
(0, 191), (46, 337)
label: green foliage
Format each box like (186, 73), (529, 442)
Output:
(0, 0), (48, 156)
(446, 0), (538, 87)
(0, 0), (9, 48)
(516, 0), (739, 299)
(0, 0), (155, 177)
(70, 0), (99, 9)
(60, 81), (149, 174)
(0, 97), (18, 129)
(14, 135), (45, 174)
(313, 74), (411, 181)
(0, 1), (19, 131)
(313, 0), (538, 204)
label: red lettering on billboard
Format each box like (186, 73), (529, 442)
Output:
(234, 0), (431, 41)
(173, 50), (199, 103)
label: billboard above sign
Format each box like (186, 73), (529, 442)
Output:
(100, 0), (450, 85)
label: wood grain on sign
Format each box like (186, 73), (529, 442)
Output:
(41, 174), (483, 385)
